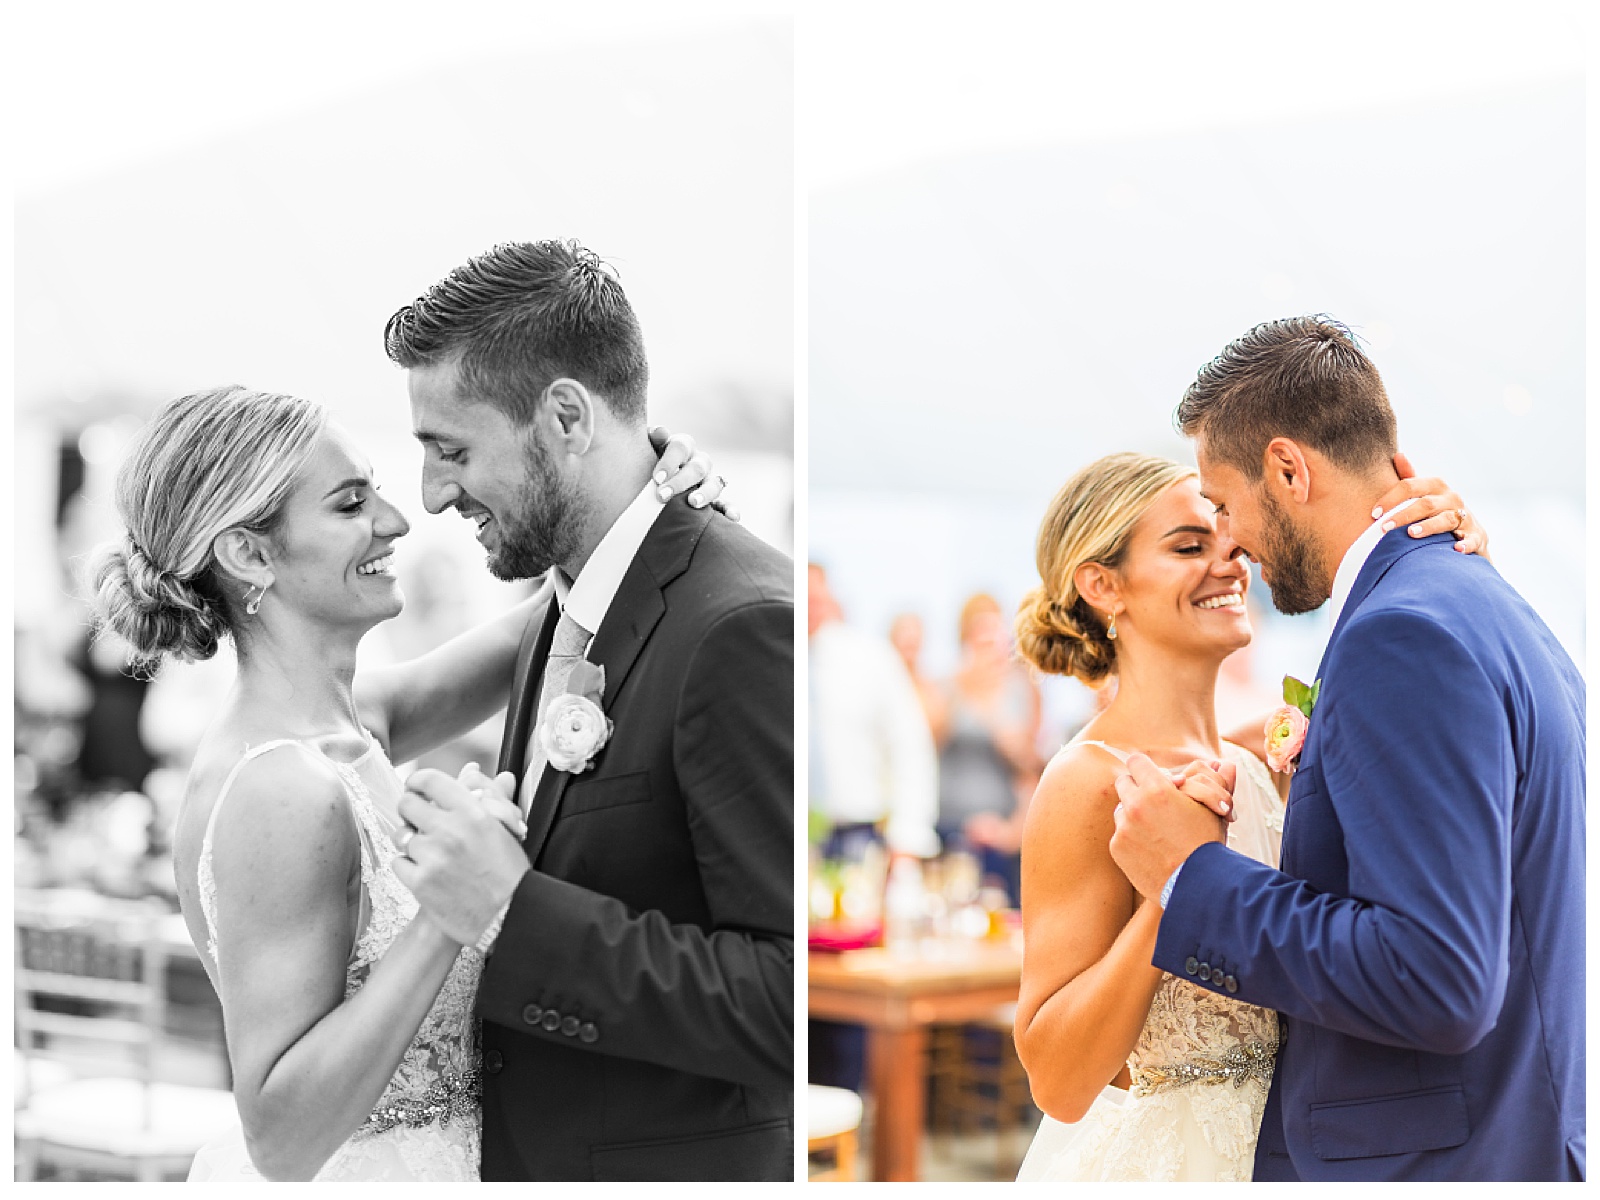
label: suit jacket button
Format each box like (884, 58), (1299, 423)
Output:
(542, 1010), (563, 1032)
(1184, 957), (1199, 976)
(485, 1050), (504, 1074)
(1197, 962), (1212, 982)
(521, 1004), (543, 1026)
(1224, 974), (1239, 994)
(560, 1016), (580, 1037)
(579, 1022), (599, 1044)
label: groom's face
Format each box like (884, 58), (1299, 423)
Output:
(1196, 444), (1329, 616)
(409, 359), (583, 580)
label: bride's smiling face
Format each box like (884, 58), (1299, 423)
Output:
(265, 424), (411, 632)
(1103, 477), (1253, 660)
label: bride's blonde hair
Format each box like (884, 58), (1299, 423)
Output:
(1016, 452), (1195, 685)
(90, 386), (328, 671)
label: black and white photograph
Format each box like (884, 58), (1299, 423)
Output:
(13, 3), (794, 1182)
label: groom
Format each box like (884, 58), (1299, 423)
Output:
(1110, 316), (1584, 1181)
(385, 241), (793, 1180)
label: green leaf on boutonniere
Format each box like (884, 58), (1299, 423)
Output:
(1282, 674), (1321, 719)
(566, 660), (606, 704)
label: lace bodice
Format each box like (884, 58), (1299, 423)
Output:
(194, 737), (483, 1181)
(1127, 744), (1281, 1098)
(1022, 737), (1285, 1181)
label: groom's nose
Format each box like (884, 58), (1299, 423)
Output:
(420, 461), (461, 515)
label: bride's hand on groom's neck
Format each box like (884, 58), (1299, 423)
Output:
(1376, 452), (1491, 560)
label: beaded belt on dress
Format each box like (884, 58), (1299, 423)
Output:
(357, 1066), (482, 1136)
(1129, 1039), (1278, 1097)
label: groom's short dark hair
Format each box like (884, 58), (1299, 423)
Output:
(1174, 315), (1396, 480)
(384, 240), (649, 425)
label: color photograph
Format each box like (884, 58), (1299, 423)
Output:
(803, 3), (1584, 1181)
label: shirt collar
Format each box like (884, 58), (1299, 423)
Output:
(1326, 497), (1418, 631)
(553, 480), (668, 640)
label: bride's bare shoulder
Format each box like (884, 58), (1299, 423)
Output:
(1025, 741), (1125, 842)
(177, 736), (352, 876)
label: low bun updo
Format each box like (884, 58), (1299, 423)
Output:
(1015, 452), (1194, 686)
(88, 386), (328, 671)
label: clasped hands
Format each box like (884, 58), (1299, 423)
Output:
(1109, 755), (1237, 905)
(391, 762), (532, 946)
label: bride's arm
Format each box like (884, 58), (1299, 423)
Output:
(1013, 749), (1165, 1122)
(206, 751), (463, 1180)
(358, 579), (552, 765)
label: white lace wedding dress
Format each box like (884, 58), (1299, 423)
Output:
(1016, 738), (1285, 1182)
(185, 736), (484, 1181)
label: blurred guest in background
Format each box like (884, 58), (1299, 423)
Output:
(808, 564), (940, 862)
(933, 592), (1041, 905)
(888, 611), (945, 734)
(808, 563), (939, 1095)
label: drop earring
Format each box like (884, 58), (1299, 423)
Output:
(1106, 613), (1118, 641)
(245, 582), (269, 616)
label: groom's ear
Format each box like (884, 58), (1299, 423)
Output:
(1262, 437), (1313, 505)
(543, 378), (596, 455)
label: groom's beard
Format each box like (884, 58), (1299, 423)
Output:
(487, 436), (583, 582)
(1257, 491), (1331, 616)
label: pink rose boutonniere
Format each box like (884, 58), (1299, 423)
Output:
(1264, 674), (1319, 774)
(538, 660), (613, 774)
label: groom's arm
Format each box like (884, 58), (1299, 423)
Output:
(475, 598), (793, 1091)
(1153, 608), (1514, 1054)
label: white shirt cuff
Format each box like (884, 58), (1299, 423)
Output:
(1159, 862), (1184, 910)
(474, 899), (511, 955)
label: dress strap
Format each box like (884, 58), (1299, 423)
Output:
(1067, 736), (1134, 765)
(200, 740), (323, 858)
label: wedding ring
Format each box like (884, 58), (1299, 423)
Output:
(397, 826), (416, 858)
(1455, 508), (1467, 523)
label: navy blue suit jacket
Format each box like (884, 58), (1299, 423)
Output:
(1154, 530), (1584, 1180)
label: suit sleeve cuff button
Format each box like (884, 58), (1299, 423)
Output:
(521, 1004), (543, 1026)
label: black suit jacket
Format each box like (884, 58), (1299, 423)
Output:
(479, 496), (794, 1181)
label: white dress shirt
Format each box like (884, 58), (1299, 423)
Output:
(809, 620), (940, 858)
(518, 480), (667, 814)
(1326, 497), (1419, 633)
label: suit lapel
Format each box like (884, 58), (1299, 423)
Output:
(498, 595), (559, 780)
(520, 498), (715, 862)
(1288, 530), (1454, 839)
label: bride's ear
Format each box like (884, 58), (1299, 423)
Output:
(1073, 562), (1120, 624)
(212, 528), (273, 593)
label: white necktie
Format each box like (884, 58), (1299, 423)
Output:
(519, 609), (591, 817)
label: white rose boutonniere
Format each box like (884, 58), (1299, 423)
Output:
(538, 660), (612, 774)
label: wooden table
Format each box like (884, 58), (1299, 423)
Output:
(808, 935), (1024, 1181)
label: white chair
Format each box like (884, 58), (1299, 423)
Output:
(807, 1083), (864, 1182)
(14, 889), (239, 1181)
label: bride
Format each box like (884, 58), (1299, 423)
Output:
(1011, 450), (1485, 1182)
(89, 385), (723, 1181)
